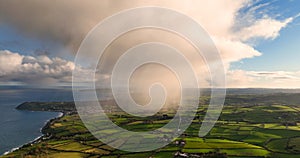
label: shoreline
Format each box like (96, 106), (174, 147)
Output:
(2, 112), (65, 156)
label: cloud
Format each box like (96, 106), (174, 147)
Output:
(227, 70), (300, 88)
(0, 0), (243, 49)
(213, 37), (261, 63)
(0, 50), (112, 87)
(3, 49), (299, 88)
(0, 1), (296, 87)
(0, 50), (23, 75)
(0, 50), (77, 86)
(0, 0), (292, 54)
(236, 17), (293, 41)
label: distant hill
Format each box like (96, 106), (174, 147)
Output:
(16, 102), (76, 112)
(16, 100), (119, 113)
(224, 93), (300, 106)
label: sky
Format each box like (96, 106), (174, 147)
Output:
(0, 0), (299, 88)
(232, 0), (300, 71)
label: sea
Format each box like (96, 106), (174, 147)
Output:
(0, 87), (74, 155)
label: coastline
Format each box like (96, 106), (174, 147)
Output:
(2, 112), (65, 156)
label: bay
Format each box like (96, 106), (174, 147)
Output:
(0, 87), (73, 155)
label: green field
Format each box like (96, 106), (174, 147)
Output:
(2, 93), (300, 158)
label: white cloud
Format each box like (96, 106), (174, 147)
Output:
(236, 17), (293, 41)
(227, 70), (300, 88)
(213, 37), (262, 63)
(0, 50), (111, 87)
(0, 50), (79, 86)
(0, 50), (23, 75)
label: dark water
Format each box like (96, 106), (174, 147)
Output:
(0, 87), (73, 155)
